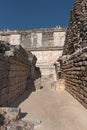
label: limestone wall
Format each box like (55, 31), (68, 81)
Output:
(0, 54), (9, 106)
(0, 34), (21, 45)
(0, 27), (66, 49)
(63, 0), (87, 55)
(0, 41), (36, 106)
(0, 27), (66, 79)
(32, 50), (62, 77)
(61, 48), (87, 108)
(57, 0), (87, 108)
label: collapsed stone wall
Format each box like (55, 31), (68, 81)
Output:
(0, 41), (37, 106)
(55, 0), (87, 107)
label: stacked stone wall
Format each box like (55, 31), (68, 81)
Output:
(8, 57), (30, 105)
(0, 41), (35, 106)
(0, 54), (9, 106)
(63, 0), (87, 55)
(61, 48), (87, 108)
(55, 0), (87, 108)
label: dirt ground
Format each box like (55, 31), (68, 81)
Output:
(12, 85), (87, 130)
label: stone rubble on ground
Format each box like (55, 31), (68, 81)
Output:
(0, 107), (35, 130)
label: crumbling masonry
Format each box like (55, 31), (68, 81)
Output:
(0, 41), (38, 106)
(56, 0), (87, 108)
(1, 0), (87, 129)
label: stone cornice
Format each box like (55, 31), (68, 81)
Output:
(28, 46), (63, 51)
(0, 27), (66, 35)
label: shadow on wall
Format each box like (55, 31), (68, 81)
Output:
(0, 41), (41, 107)
(10, 57), (42, 107)
(10, 67), (42, 107)
(35, 67), (42, 79)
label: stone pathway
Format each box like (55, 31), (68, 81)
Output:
(13, 88), (87, 130)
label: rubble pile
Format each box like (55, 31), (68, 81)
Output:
(0, 107), (34, 130)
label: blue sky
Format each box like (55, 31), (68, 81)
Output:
(0, 0), (74, 30)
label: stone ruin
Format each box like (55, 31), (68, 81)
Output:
(0, 107), (35, 130)
(0, 41), (42, 129)
(0, 107), (42, 130)
(0, 41), (41, 107)
(55, 0), (87, 108)
(0, 27), (66, 129)
(1, 0), (87, 129)
(0, 26), (66, 82)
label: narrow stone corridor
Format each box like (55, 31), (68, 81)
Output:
(12, 84), (87, 130)
(0, 0), (87, 129)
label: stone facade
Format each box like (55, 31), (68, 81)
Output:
(32, 50), (62, 77)
(0, 27), (66, 48)
(0, 41), (37, 106)
(0, 27), (66, 79)
(56, 0), (87, 108)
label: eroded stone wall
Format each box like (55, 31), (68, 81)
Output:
(57, 0), (87, 108)
(63, 0), (87, 55)
(0, 41), (37, 106)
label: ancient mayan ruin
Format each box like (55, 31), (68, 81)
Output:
(0, 0), (87, 130)
(57, 0), (87, 108)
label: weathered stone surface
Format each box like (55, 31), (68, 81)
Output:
(0, 27), (66, 79)
(0, 107), (20, 123)
(0, 27), (66, 48)
(0, 41), (38, 106)
(56, 0), (87, 108)
(63, 0), (87, 55)
(0, 107), (34, 130)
